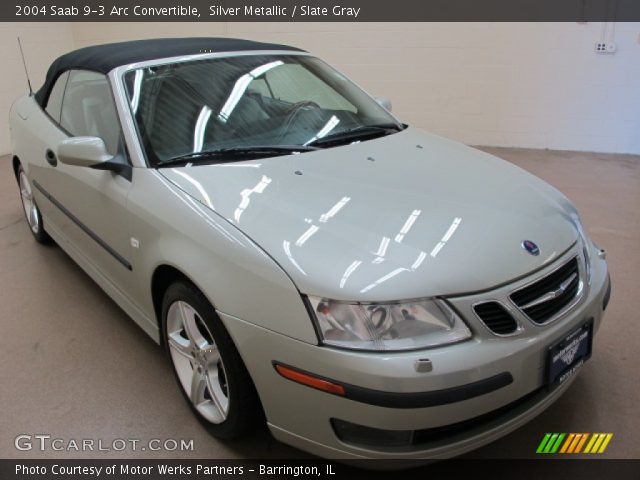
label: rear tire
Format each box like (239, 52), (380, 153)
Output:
(161, 281), (264, 439)
(17, 164), (51, 244)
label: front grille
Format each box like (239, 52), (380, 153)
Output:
(474, 302), (518, 335)
(511, 257), (580, 324)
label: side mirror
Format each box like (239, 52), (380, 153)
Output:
(57, 137), (114, 168)
(375, 97), (392, 113)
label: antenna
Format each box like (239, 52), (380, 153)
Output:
(17, 37), (33, 96)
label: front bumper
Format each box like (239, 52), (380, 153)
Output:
(220, 242), (610, 460)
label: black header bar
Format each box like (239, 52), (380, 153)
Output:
(4, 0), (640, 22)
(2, 459), (640, 480)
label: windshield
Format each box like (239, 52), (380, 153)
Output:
(123, 54), (403, 166)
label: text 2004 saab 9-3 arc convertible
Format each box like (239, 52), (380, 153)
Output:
(10, 37), (611, 462)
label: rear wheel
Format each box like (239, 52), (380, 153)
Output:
(161, 281), (263, 439)
(17, 165), (51, 244)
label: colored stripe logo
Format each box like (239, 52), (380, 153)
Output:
(536, 433), (612, 454)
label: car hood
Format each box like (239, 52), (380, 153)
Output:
(159, 127), (577, 301)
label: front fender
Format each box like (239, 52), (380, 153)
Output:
(127, 169), (318, 345)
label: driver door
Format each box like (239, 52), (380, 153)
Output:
(40, 70), (135, 295)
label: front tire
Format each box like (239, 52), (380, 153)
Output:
(161, 281), (263, 439)
(17, 165), (51, 244)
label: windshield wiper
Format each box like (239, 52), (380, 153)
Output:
(307, 123), (405, 147)
(156, 145), (319, 168)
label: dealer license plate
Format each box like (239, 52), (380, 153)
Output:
(547, 321), (593, 387)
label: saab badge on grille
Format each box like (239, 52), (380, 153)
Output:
(522, 240), (540, 256)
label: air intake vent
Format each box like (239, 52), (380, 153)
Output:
(474, 302), (518, 335)
(510, 257), (580, 324)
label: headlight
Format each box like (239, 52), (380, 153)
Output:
(570, 213), (592, 282)
(308, 297), (471, 351)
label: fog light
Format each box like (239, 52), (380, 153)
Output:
(331, 419), (413, 448)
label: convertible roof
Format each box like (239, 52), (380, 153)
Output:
(35, 37), (304, 106)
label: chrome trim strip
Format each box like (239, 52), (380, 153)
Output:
(509, 255), (584, 327)
(519, 272), (578, 309)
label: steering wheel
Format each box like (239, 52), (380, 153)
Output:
(284, 100), (322, 121)
(286, 100), (321, 113)
(279, 101), (323, 140)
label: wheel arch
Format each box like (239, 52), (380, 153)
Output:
(151, 264), (199, 335)
(12, 156), (21, 182)
(150, 262), (267, 424)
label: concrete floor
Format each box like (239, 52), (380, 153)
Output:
(0, 147), (638, 459)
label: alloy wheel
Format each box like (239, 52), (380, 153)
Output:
(19, 171), (39, 234)
(166, 300), (230, 424)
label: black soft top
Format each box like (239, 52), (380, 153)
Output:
(35, 37), (304, 106)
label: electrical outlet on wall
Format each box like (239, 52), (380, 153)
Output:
(595, 42), (616, 53)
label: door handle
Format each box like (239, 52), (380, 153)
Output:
(45, 149), (57, 167)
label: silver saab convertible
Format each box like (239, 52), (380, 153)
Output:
(10, 38), (611, 461)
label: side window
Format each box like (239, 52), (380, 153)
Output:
(45, 71), (69, 122)
(60, 70), (121, 156)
